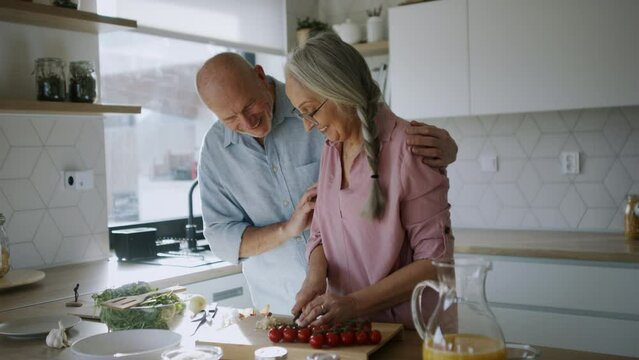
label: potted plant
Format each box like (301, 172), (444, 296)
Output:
(296, 17), (329, 45)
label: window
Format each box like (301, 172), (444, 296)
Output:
(100, 31), (285, 225)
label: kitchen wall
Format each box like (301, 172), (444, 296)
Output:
(0, 115), (110, 269)
(427, 107), (639, 231)
(0, 22), (109, 269)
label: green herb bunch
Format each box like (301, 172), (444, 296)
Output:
(296, 17), (329, 32)
(93, 282), (185, 331)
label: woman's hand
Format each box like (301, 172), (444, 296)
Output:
(296, 293), (358, 328)
(283, 184), (317, 237)
(291, 275), (326, 321)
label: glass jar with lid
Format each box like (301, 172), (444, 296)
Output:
(0, 213), (9, 278)
(69, 60), (97, 103)
(34, 57), (66, 102)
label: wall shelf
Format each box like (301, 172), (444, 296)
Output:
(352, 40), (389, 57)
(0, 0), (137, 33)
(0, 100), (141, 115)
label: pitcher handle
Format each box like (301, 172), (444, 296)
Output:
(411, 280), (439, 341)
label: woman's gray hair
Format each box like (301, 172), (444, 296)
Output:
(286, 31), (385, 219)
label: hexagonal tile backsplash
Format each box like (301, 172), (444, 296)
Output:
(425, 106), (639, 231)
(0, 114), (109, 270)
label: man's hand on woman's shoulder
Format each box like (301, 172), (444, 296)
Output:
(405, 121), (458, 168)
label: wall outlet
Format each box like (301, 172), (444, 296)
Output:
(560, 151), (580, 174)
(63, 170), (94, 190)
(480, 155), (498, 172)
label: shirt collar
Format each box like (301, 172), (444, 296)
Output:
(325, 103), (395, 147)
(223, 76), (293, 148)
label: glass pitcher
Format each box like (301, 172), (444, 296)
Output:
(412, 258), (506, 360)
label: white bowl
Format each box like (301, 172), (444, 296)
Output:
(71, 329), (181, 360)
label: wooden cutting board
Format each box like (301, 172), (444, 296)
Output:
(196, 309), (404, 360)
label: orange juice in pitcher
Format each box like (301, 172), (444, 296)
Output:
(412, 258), (507, 360)
(423, 334), (506, 360)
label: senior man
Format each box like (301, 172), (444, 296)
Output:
(195, 52), (457, 314)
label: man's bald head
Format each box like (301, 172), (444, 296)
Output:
(196, 52), (275, 139)
(196, 53), (255, 98)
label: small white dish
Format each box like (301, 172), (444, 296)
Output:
(0, 314), (80, 338)
(71, 329), (181, 360)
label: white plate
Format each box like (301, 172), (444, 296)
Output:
(71, 329), (181, 360)
(0, 269), (45, 290)
(0, 314), (81, 338)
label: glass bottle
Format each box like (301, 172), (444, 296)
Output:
(69, 60), (97, 103)
(34, 57), (66, 102)
(625, 194), (639, 240)
(0, 213), (9, 278)
(412, 258), (506, 360)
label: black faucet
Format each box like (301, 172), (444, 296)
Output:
(186, 179), (199, 251)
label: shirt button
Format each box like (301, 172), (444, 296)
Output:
(283, 200), (290, 207)
(272, 165), (278, 173)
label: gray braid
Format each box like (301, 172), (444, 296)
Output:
(357, 102), (385, 219)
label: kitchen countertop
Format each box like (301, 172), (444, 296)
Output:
(1, 249), (636, 359)
(0, 257), (242, 313)
(453, 228), (639, 263)
(1, 302), (636, 360)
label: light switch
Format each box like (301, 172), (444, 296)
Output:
(560, 151), (580, 174)
(480, 155), (498, 173)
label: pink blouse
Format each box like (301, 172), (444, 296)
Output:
(306, 105), (452, 329)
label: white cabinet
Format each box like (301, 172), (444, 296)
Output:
(469, 0), (639, 115)
(389, 0), (470, 119)
(389, 0), (639, 119)
(456, 254), (639, 357)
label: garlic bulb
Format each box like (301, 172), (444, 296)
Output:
(45, 321), (69, 349)
(189, 294), (207, 315)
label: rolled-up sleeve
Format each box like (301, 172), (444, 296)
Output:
(305, 203), (323, 261)
(199, 142), (250, 265)
(400, 147), (452, 261)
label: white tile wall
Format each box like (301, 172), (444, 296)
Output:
(0, 115), (109, 269)
(425, 106), (639, 231)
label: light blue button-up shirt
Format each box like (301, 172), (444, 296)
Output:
(198, 77), (324, 314)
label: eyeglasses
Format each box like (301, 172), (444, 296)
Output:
(292, 99), (328, 128)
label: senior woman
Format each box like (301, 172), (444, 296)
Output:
(284, 32), (453, 329)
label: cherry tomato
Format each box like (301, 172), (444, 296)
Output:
(297, 327), (311, 343)
(325, 332), (340, 348)
(356, 330), (369, 345)
(370, 329), (382, 345)
(282, 327), (298, 342)
(309, 334), (325, 349)
(268, 328), (282, 343)
(340, 331), (355, 346)
(362, 320), (372, 332)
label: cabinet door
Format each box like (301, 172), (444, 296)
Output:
(389, 0), (470, 119)
(469, 0), (639, 115)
